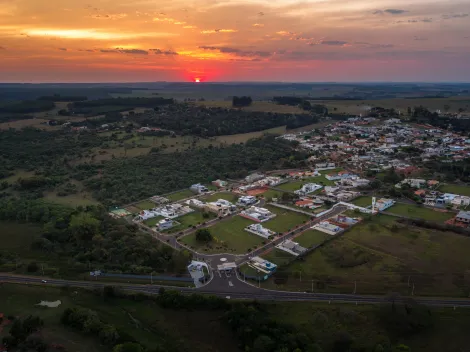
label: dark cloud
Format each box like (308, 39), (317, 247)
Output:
(199, 46), (271, 57)
(374, 9), (407, 15)
(58, 48), (67, 51)
(100, 48), (148, 55)
(149, 49), (179, 55)
(320, 40), (348, 46)
(442, 13), (468, 19)
(354, 42), (394, 48)
(79, 49), (95, 52)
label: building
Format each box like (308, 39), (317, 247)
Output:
(238, 195), (257, 206)
(205, 200), (235, 217)
(373, 198), (395, 211)
(190, 183), (209, 194)
(157, 218), (173, 230)
(396, 179), (426, 189)
(185, 198), (206, 208)
(245, 173), (265, 183)
(313, 221), (342, 235)
(250, 256), (277, 272)
(245, 223), (275, 239)
(456, 211), (470, 224)
(294, 183), (323, 196)
(240, 206), (276, 222)
(212, 179), (228, 188)
(276, 240), (307, 256)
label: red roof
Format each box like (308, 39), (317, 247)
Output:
(296, 200), (313, 206)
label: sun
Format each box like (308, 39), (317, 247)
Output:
(194, 77), (201, 83)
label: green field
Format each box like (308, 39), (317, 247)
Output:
(261, 189), (286, 200)
(163, 211), (216, 234)
(294, 229), (330, 248)
(144, 216), (164, 227)
(263, 205), (310, 233)
(179, 216), (263, 254)
(202, 192), (239, 203)
(387, 203), (454, 222)
(262, 248), (295, 266)
(135, 200), (156, 210)
(351, 196), (373, 207)
(0, 284), (239, 352)
(263, 214), (470, 296)
(165, 189), (195, 202)
(439, 184), (470, 196)
(42, 191), (99, 207)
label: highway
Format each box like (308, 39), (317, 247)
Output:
(2, 274), (470, 308)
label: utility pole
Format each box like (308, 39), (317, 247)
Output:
(151, 272), (153, 285)
(311, 279), (314, 293)
(41, 264), (45, 276)
(412, 283), (415, 296)
(353, 281), (357, 294)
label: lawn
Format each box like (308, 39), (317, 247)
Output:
(163, 211), (216, 234)
(262, 248), (295, 266)
(262, 189), (286, 201)
(263, 214), (470, 297)
(294, 230), (330, 248)
(144, 216), (164, 227)
(166, 189), (195, 202)
(179, 216), (264, 254)
(135, 200), (156, 210)
(351, 196), (373, 208)
(202, 192), (239, 203)
(387, 203), (454, 222)
(440, 184), (470, 197)
(263, 205), (310, 233)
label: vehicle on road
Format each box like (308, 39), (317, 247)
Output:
(41, 280), (47, 283)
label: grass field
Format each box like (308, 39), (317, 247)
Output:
(439, 184), (470, 196)
(262, 189), (286, 200)
(144, 216), (164, 227)
(194, 100), (307, 114)
(263, 205), (310, 233)
(179, 216), (263, 254)
(0, 284), (240, 352)
(387, 203), (454, 222)
(262, 248), (295, 266)
(163, 211), (216, 234)
(294, 229), (330, 248)
(43, 191), (99, 207)
(276, 170), (342, 190)
(351, 196), (373, 207)
(165, 189), (195, 202)
(135, 200), (156, 210)
(263, 214), (470, 296)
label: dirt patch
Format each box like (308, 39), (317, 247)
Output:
(36, 300), (61, 308)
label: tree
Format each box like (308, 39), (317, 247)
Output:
(27, 262), (39, 273)
(253, 335), (274, 352)
(113, 342), (145, 352)
(195, 228), (213, 242)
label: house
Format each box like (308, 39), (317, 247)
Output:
(294, 183), (323, 196)
(245, 173), (265, 183)
(190, 183), (209, 194)
(212, 179), (228, 188)
(245, 223), (275, 239)
(238, 195), (257, 206)
(250, 256), (277, 272)
(240, 206), (276, 222)
(276, 240), (307, 256)
(205, 202), (231, 217)
(313, 221), (342, 235)
(295, 199), (314, 208)
(185, 199), (206, 208)
(373, 198), (395, 211)
(157, 218), (173, 230)
(414, 189), (426, 197)
(456, 211), (470, 224)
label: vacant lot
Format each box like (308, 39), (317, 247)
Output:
(179, 216), (263, 254)
(135, 200), (156, 210)
(294, 229), (330, 248)
(42, 191), (99, 207)
(263, 205), (310, 233)
(166, 189), (195, 202)
(262, 248), (295, 266)
(264, 214), (470, 296)
(202, 192), (239, 203)
(439, 184), (470, 197)
(387, 203), (454, 222)
(144, 216), (164, 227)
(351, 196), (373, 207)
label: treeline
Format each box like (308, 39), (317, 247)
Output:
(273, 96), (328, 114)
(38, 94), (88, 102)
(0, 198), (191, 275)
(72, 97), (174, 108)
(133, 104), (319, 137)
(425, 159), (470, 182)
(0, 100), (55, 114)
(1, 315), (46, 352)
(232, 96), (253, 107)
(409, 105), (470, 132)
(80, 136), (308, 205)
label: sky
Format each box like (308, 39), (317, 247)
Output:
(0, 0), (469, 82)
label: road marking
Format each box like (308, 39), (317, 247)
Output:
(228, 281), (234, 287)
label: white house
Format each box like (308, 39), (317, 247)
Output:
(294, 183), (323, 196)
(276, 240), (307, 256)
(245, 223), (275, 239)
(240, 206), (276, 222)
(190, 183), (209, 194)
(313, 221), (342, 235)
(374, 198), (395, 211)
(158, 218), (174, 230)
(238, 195), (257, 206)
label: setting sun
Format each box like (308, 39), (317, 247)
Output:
(194, 78), (201, 83)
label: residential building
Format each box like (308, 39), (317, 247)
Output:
(396, 179), (426, 189)
(157, 218), (173, 230)
(294, 183), (323, 196)
(250, 257), (277, 272)
(456, 211), (470, 224)
(276, 240), (307, 256)
(373, 198), (395, 211)
(245, 223), (275, 239)
(238, 195), (257, 206)
(190, 183), (209, 194)
(313, 221), (342, 235)
(240, 206), (276, 222)
(205, 202), (231, 217)
(212, 179), (228, 188)
(245, 173), (265, 183)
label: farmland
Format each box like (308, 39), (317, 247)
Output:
(179, 215), (263, 254)
(263, 214), (470, 296)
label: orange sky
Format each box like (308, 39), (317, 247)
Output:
(0, 0), (469, 82)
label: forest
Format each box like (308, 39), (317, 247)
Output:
(131, 104), (319, 137)
(0, 100), (55, 113)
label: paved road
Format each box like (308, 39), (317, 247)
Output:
(2, 274), (470, 308)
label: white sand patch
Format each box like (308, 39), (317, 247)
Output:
(36, 300), (61, 308)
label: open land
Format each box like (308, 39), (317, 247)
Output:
(263, 205), (310, 233)
(294, 229), (331, 248)
(162, 211), (217, 234)
(263, 214), (470, 296)
(439, 184), (470, 196)
(387, 203), (455, 222)
(179, 216), (263, 254)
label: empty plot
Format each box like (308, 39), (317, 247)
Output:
(179, 216), (263, 254)
(263, 205), (310, 233)
(439, 184), (470, 197)
(351, 196), (373, 207)
(295, 230), (330, 248)
(166, 190), (195, 202)
(163, 211), (216, 234)
(203, 192), (238, 203)
(262, 248), (295, 266)
(387, 203), (454, 222)
(135, 200), (156, 210)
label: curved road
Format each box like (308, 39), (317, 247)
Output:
(1, 274), (470, 308)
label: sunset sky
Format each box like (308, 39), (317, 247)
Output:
(1, 0), (469, 82)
